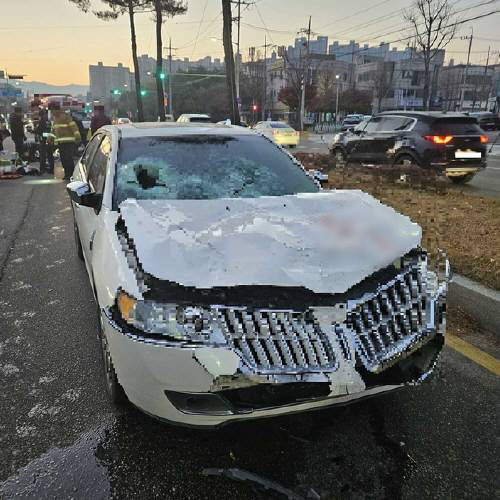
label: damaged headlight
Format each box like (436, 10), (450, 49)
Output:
(116, 290), (222, 342)
(416, 250), (450, 297)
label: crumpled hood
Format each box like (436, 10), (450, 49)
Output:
(118, 191), (421, 294)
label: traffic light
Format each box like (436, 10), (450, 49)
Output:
(159, 72), (166, 80)
(252, 104), (258, 112)
(140, 89), (148, 96)
(111, 89), (121, 95)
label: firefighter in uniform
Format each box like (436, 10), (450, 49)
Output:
(35, 108), (54, 174)
(51, 105), (80, 180)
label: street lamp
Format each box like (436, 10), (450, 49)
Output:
(335, 74), (340, 130)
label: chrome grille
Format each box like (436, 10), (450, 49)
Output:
(346, 263), (429, 372)
(214, 308), (337, 374)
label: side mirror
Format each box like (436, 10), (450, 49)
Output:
(308, 169), (328, 186)
(66, 180), (101, 209)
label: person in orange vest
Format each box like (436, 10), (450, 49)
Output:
(51, 104), (81, 180)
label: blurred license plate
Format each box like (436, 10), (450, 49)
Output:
(455, 150), (481, 159)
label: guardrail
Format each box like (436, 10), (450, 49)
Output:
(313, 123), (340, 134)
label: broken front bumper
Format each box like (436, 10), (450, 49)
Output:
(101, 263), (447, 427)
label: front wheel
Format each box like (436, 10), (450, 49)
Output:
(393, 154), (418, 167)
(98, 309), (127, 405)
(73, 218), (84, 261)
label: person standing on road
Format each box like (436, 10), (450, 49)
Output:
(8, 107), (25, 157)
(51, 106), (81, 180)
(35, 108), (54, 174)
(90, 105), (111, 135)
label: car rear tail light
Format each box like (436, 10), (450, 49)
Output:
(425, 135), (453, 144)
(480, 135), (489, 144)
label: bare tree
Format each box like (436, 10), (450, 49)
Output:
(221, 0), (240, 125)
(404, 0), (457, 110)
(144, 1), (187, 121)
(372, 62), (395, 112)
(70, 0), (147, 121)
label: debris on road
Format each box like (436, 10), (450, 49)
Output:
(202, 467), (304, 499)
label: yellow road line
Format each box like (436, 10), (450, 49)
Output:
(446, 334), (500, 376)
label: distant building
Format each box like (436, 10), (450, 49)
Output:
(489, 66), (500, 112)
(356, 50), (445, 112)
(89, 62), (134, 102)
(137, 54), (224, 80)
(328, 40), (413, 63)
(438, 62), (496, 111)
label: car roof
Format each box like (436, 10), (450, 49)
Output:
(179, 113), (210, 118)
(102, 122), (258, 138)
(377, 111), (476, 120)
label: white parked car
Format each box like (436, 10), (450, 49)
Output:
(67, 122), (448, 427)
(176, 113), (211, 123)
(254, 121), (300, 147)
(116, 117), (131, 124)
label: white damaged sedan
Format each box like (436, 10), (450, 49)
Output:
(67, 122), (449, 427)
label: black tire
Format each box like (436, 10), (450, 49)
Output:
(450, 174), (474, 184)
(393, 154), (418, 167)
(73, 218), (84, 261)
(98, 308), (127, 405)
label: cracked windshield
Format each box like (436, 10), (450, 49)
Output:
(1, 0), (499, 499)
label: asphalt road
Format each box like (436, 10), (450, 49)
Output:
(296, 134), (500, 199)
(0, 171), (499, 499)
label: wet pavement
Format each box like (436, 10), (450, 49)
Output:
(0, 172), (499, 499)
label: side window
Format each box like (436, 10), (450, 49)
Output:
(88, 136), (111, 196)
(378, 116), (415, 132)
(399, 118), (415, 131)
(80, 134), (102, 176)
(364, 117), (382, 133)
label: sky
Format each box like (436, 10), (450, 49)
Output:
(1, 0), (499, 85)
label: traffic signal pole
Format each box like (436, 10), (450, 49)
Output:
(168, 38), (173, 116)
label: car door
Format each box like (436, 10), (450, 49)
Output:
(349, 117), (382, 162)
(76, 134), (111, 271)
(73, 134), (102, 265)
(369, 116), (416, 164)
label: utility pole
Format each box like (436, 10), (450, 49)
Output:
(262, 36), (270, 121)
(299, 16), (311, 132)
(459, 27), (473, 111)
(482, 46), (491, 111)
(168, 37), (173, 116)
(163, 39), (177, 116)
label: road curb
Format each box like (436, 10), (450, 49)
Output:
(448, 274), (500, 336)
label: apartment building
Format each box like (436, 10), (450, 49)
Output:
(89, 62), (134, 102)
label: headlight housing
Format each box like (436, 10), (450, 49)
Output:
(116, 290), (224, 343)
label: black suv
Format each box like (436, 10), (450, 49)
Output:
(468, 112), (500, 131)
(330, 111), (489, 183)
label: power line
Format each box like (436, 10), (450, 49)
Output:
(192, 0), (209, 58)
(254, 2), (276, 45)
(317, 0), (395, 29)
(324, 0), (500, 55)
(323, 8), (500, 62)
